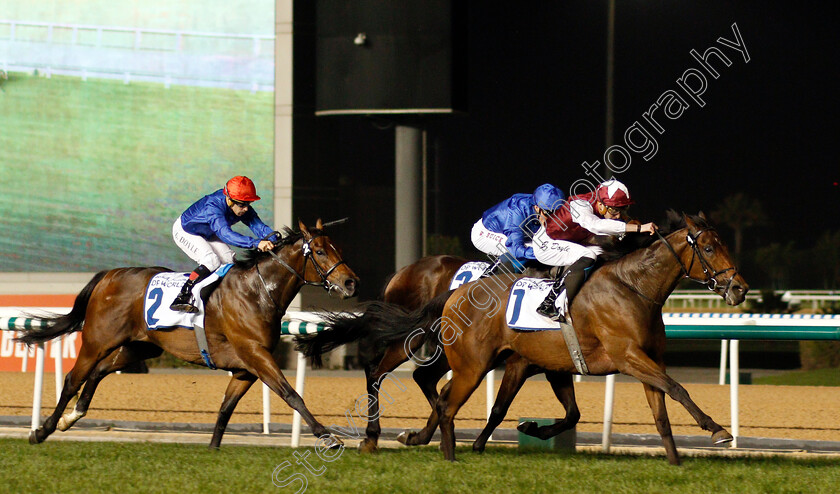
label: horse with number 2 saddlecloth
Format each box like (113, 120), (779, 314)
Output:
(313, 212), (748, 465)
(17, 219), (359, 449)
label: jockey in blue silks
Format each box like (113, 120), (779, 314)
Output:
(170, 176), (278, 313)
(470, 183), (566, 277)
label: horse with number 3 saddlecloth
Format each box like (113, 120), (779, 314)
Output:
(17, 219), (359, 449)
(313, 212), (748, 465)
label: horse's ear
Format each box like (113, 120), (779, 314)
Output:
(683, 213), (697, 231)
(298, 219), (312, 240)
(698, 211), (708, 221)
(315, 218), (324, 230)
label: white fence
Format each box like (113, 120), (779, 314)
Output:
(664, 289), (840, 310)
(6, 308), (840, 451)
(0, 20), (274, 92)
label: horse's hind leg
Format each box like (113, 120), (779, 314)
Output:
(437, 366), (486, 462)
(396, 350), (450, 447)
(209, 370), (257, 449)
(472, 355), (536, 452)
(619, 348), (732, 447)
(30, 343), (108, 444)
(517, 371), (580, 441)
(643, 383), (680, 465)
(58, 343), (162, 432)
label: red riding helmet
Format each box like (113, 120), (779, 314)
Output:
(224, 176), (261, 202)
(596, 179), (634, 207)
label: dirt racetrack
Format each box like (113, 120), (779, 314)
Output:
(2, 369), (839, 442)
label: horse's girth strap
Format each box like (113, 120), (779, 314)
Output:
(558, 322), (590, 375)
(193, 324), (216, 370)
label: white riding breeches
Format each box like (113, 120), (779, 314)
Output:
(172, 217), (235, 271)
(532, 226), (602, 267)
(471, 220), (509, 256)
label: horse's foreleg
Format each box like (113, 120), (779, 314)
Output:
(619, 349), (732, 446)
(250, 351), (341, 447)
(473, 356), (534, 452)
(517, 370), (580, 441)
(359, 341), (414, 453)
(643, 382), (680, 465)
(210, 370), (257, 449)
(397, 350), (450, 447)
(359, 365), (382, 454)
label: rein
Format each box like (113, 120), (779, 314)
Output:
(255, 232), (348, 312)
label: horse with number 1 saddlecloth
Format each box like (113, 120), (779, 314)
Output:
(316, 213), (748, 465)
(17, 219), (359, 449)
(296, 234), (632, 453)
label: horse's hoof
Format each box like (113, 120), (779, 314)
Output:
(358, 439), (378, 454)
(57, 417), (69, 432)
(396, 431), (413, 445)
(517, 421), (538, 437)
(317, 434), (343, 450)
(472, 442), (486, 454)
(712, 430), (734, 445)
(29, 429), (43, 445)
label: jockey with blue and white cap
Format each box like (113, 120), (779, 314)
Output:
(470, 183), (565, 277)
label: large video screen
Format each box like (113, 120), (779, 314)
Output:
(0, 0), (275, 272)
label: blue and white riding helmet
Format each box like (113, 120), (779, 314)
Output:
(532, 183), (565, 212)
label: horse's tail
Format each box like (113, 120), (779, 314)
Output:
(295, 289), (453, 368)
(15, 270), (109, 346)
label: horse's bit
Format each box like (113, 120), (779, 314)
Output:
(255, 232), (348, 311)
(656, 228), (739, 294)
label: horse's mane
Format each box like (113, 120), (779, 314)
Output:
(599, 210), (711, 262)
(234, 226), (325, 268)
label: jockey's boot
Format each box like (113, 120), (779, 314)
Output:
(536, 279), (565, 322)
(169, 278), (199, 313)
(536, 257), (596, 323)
(170, 265), (211, 313)
(479, 257), (503, 279)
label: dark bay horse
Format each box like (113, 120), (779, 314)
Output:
(318, 214), (748, 465)
(17, 220), (359, 448)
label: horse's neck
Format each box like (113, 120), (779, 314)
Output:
(263, 246), (306, 312)
(612, 230), (689, 303)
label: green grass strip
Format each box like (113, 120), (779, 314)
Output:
(2, 439), (839, 493)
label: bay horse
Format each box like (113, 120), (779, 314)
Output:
(298, 254), (575, 453)
(317, 213), (748, 464)
(17, 219), (359, 449)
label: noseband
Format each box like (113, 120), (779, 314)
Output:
(255, 232), (348, 311)
(656, 228), (738, 293)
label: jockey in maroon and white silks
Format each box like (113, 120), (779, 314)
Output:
(534, 179), (657, 322)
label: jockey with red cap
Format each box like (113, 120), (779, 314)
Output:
(170, 176), (278, 312)
(533, 179), (657, 322)
(471, 184), (565, 277)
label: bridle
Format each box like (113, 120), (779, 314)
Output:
(255, 231), (348, 311)
(655, 228), (738, 294)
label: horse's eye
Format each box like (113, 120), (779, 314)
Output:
(704, 246), (713, 254)
(316, 250), (326, 256)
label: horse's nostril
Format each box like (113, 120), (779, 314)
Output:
(345, 279), (357, 291)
